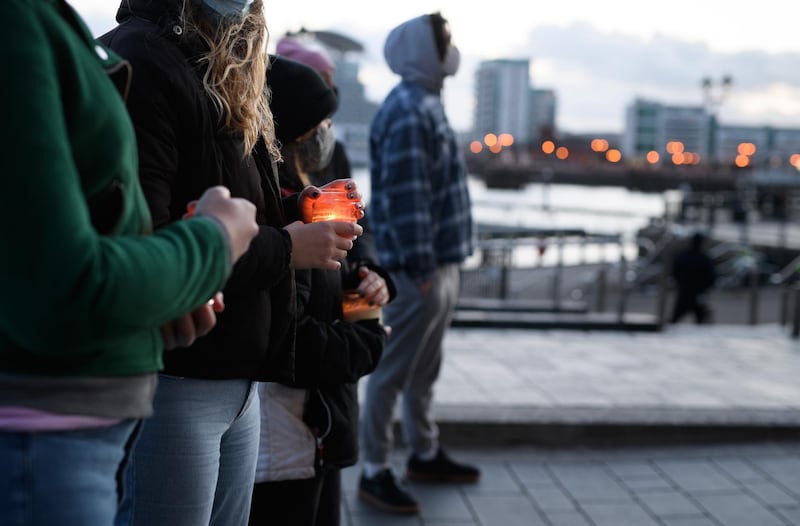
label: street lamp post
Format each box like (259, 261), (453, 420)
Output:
(701, 75), (733, 114)
(702, 75), (733, 168)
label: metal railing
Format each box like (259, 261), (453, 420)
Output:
(460, 229), (644, 324)
(460, 224), (800, 334)
(770, 256), (800, 338)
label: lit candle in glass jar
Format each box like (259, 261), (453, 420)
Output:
(341, 290), (381, 322)
(309, 187), (360, 223)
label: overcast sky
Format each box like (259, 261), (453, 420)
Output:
(71, 0), (800, 135)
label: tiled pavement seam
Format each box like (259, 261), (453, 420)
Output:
(340, 442), (800, 525)
(371, 324), (800, 430)
(343, 324), (800, 523)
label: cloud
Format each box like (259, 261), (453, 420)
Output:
(67, 1), (800, 136)
(347, 20), (800, 135)
(79, 11), (118, 37)
(524, 23), (800, 132)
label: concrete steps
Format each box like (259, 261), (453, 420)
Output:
(452, 309), (661, 331)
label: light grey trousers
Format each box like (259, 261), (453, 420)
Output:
(360, 263), (460, 465)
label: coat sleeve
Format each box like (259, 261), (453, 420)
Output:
(291, 270), (386, 387)
(0, 6), (229, 351)
(292, 317), (386, 388)
(223, 225), (292, 292)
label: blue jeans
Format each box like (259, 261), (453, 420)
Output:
(119, 376), (259, 526)
(0, 419), (139, 526)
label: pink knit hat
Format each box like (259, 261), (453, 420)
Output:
(276, 36), (335, 77)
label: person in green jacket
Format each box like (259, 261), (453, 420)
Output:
(0, 1), (259, 525)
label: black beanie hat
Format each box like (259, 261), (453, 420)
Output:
(267, 55), (338, 145)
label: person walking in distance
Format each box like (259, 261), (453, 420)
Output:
(358, 12), (477, 515)
(670, 231), (717, 324)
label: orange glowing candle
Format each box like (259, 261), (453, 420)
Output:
(309, 188), (360, 223)
(341, 290), (381, 321)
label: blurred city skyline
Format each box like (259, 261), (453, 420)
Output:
(71, 0), (800, 134)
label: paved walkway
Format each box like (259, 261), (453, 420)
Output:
(345, 323), (800, 525)
(341, 442), (800, 525)
(360, 323), (800, 431)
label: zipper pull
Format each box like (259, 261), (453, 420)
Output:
(316, 434), (324, 469)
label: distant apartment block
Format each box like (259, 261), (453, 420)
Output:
(623, 99), (712, 160)
(715, 125), (800, 169)
(713, 125), (771, 164)
(623, 99), (800, 169)
(473, 59), (555, 147)
(530, 88), (557, 140)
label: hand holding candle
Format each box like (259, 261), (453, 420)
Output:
(341, 290), (380, 322)
(300, 178), (365, 224)
(342, 267), (390, 323)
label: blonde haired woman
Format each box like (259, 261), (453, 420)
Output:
(102, 1), (363, 525)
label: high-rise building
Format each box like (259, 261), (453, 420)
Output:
(473, 59), (535, 146)
(530, 88), (557, 141)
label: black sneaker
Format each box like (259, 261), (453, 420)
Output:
(406, 448), (481, 483)
(358, 469), (419, 514)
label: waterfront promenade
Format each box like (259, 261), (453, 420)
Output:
(342, 323), (800, 525)
(413, 324), (800, 436)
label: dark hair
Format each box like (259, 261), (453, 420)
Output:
(690, 231), (706, 250)
(429, 12), (448, 61)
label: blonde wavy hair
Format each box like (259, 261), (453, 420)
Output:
(182, 0), (280, 160)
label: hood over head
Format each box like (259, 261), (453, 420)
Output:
(383, 14), (444, 93)
(116, 0), (177, 22)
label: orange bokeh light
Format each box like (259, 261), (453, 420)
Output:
(489, 143), (502, 154)
(484, 133), (498, 147)
(541, 140), (555, 154)
(738, 142), (757, 156)
(735, 154), (750, 167)
(591, 138), (609, 152)
(686, 152), (701, 165)
(672, 153), (684, 165)
(556, 146), (569, 160)
(790, 153), (800, 168)
(605, 149), (622, 163)
(666, 141), (685, 154)
(498, 133), (514, 147)
(646, 150), (660, 164)
(469, 141), (483, 154)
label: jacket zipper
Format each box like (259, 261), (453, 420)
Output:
(315, 388), (332, 470)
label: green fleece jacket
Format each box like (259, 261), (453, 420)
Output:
(0, 0), (231, 377)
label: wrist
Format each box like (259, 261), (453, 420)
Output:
(195, 215), (233, 275)
(278, 227), (293, 270)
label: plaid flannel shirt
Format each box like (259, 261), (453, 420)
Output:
(368, 81), (474, 284)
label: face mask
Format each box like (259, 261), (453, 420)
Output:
(200, 0), (253, 20)
(295, 123), (337, 173)
(443, 44), (460, 77)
